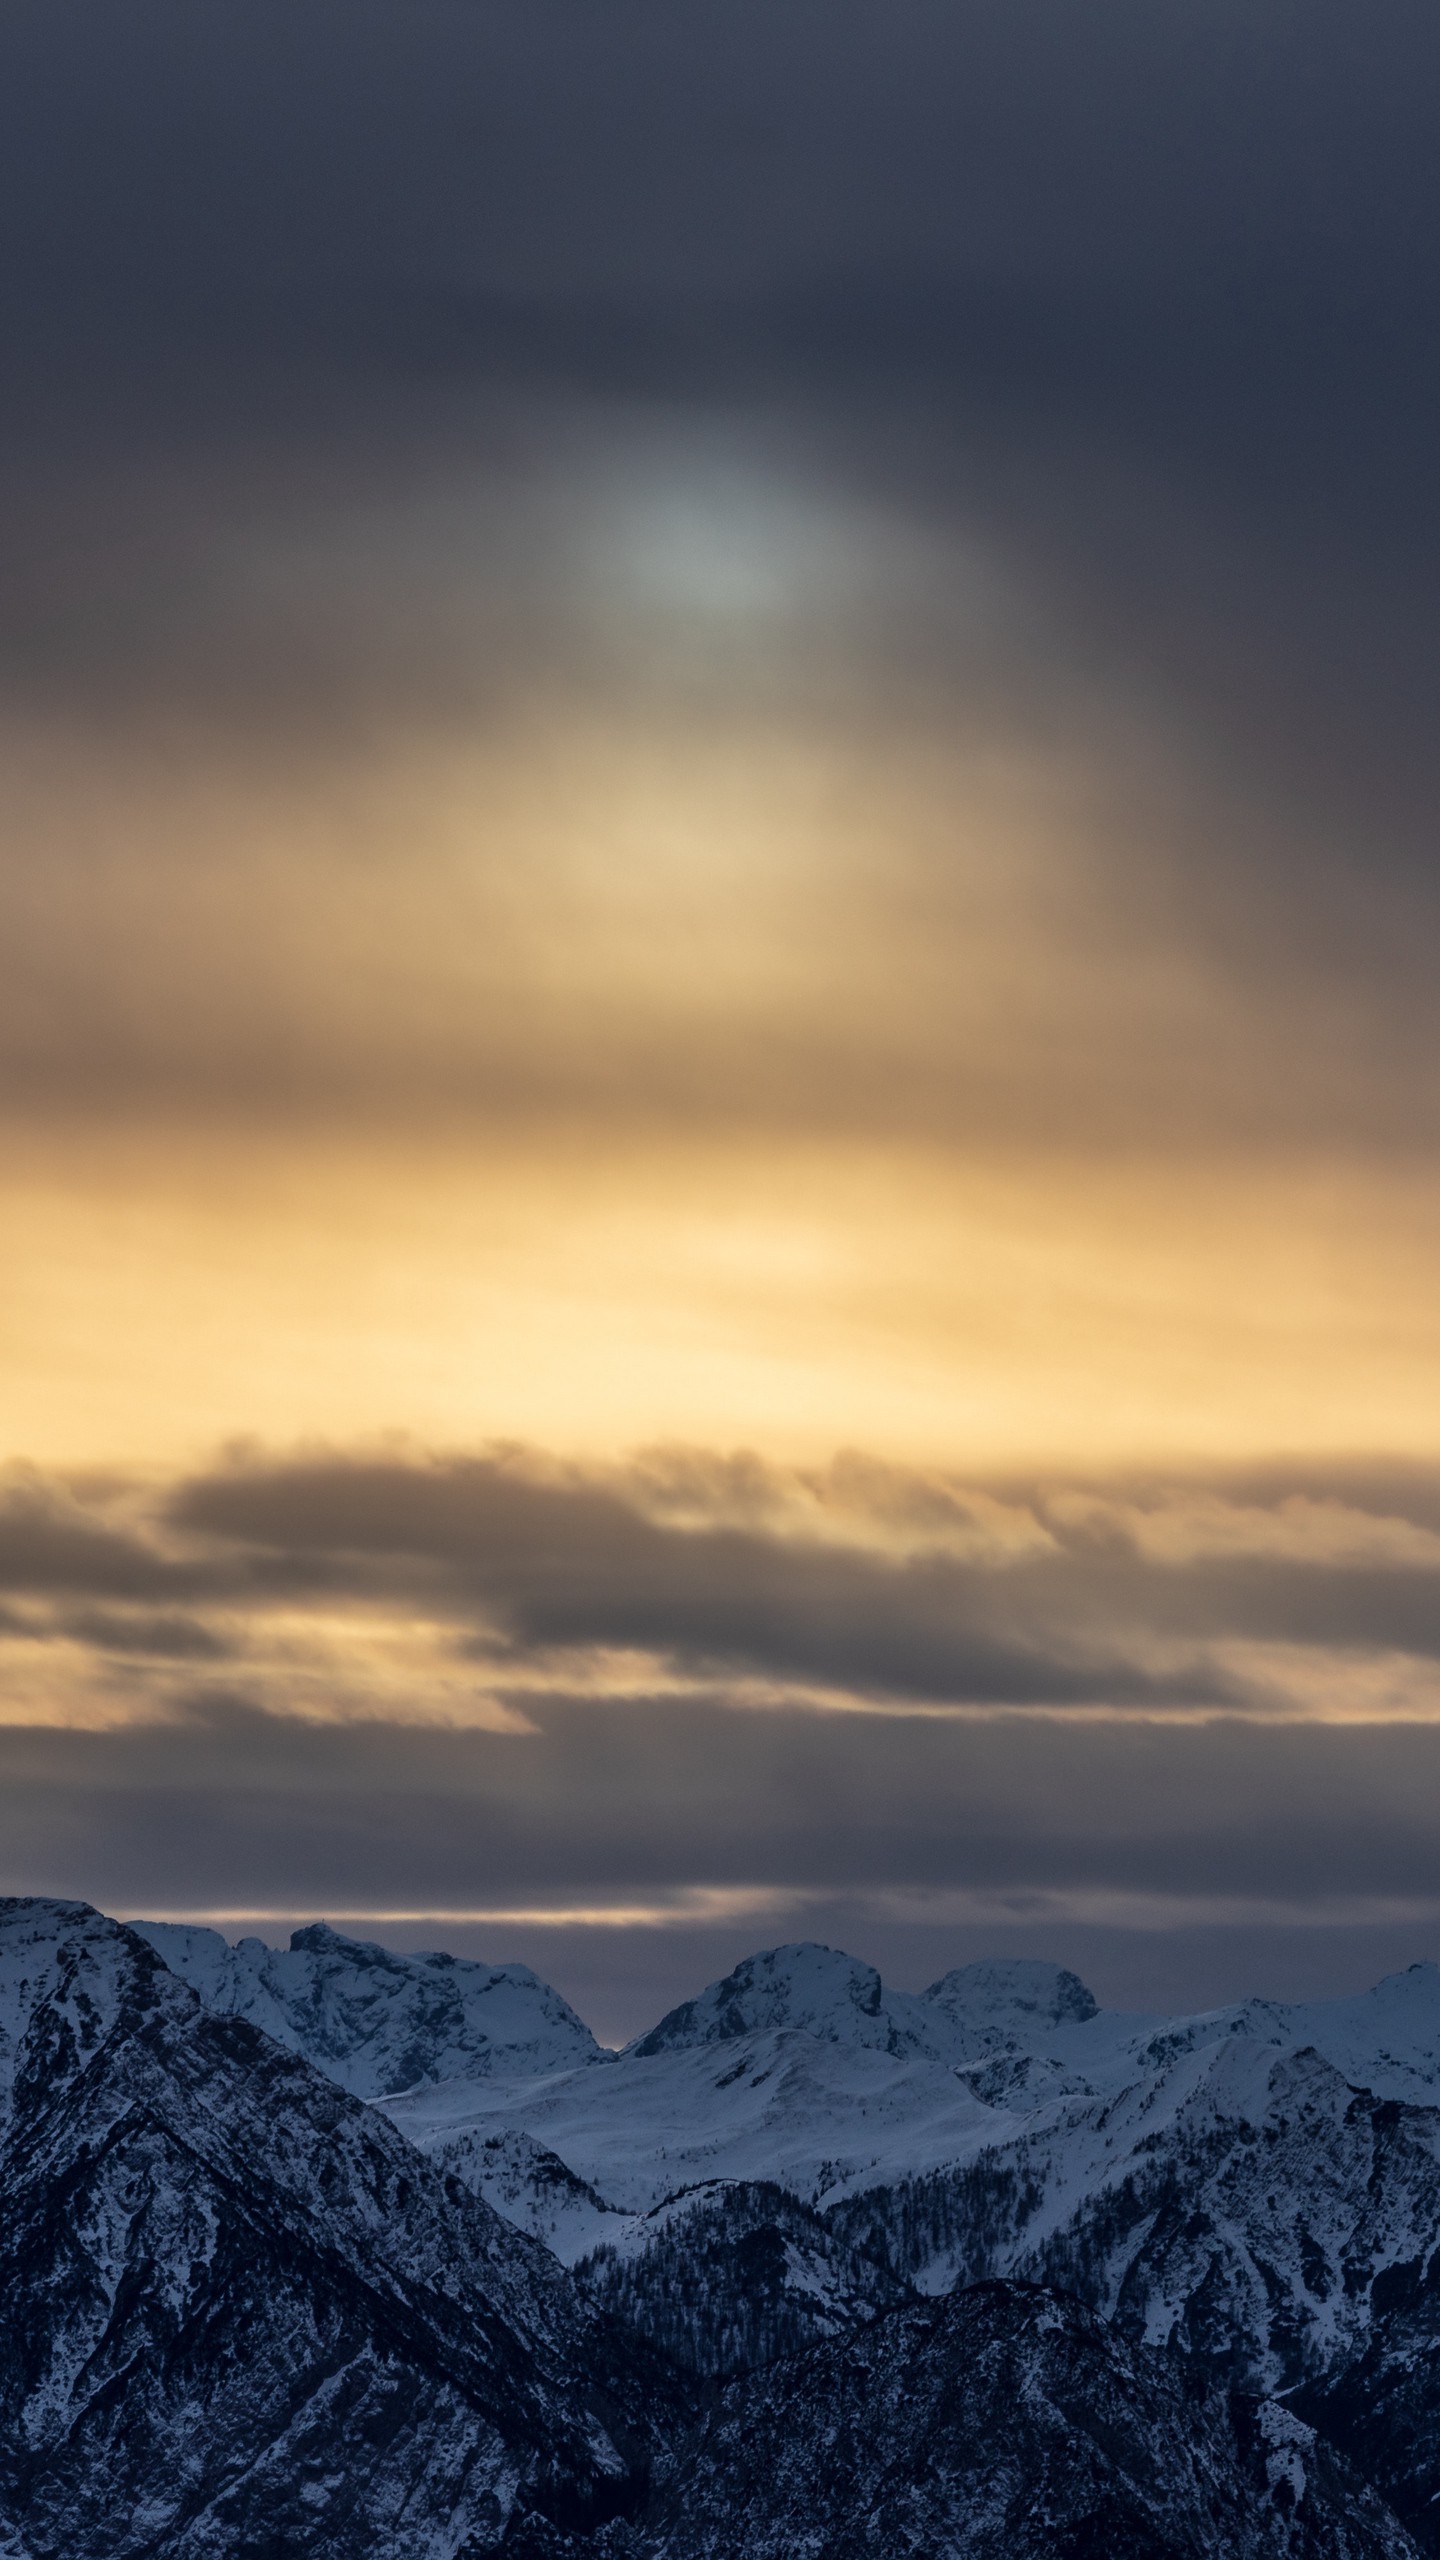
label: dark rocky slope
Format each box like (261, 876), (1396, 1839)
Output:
(616, 2284), (1419, 2560)
(825, 2055), (1440, 2549)
(577, 2178), (909, 2377)
(1300, 2244), (1440, 2559)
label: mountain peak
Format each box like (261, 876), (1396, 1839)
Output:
(923, 1958), (1099, 2031)
(620, 1941), (996, 2066)
(0, 1897), (153, 2125)
(626, 1943), (899, 2059)
(136, 1918), (602, 2096)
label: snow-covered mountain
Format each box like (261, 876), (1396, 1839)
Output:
(14, 1894), (1424, 2549)
(378, 1943), (1158, 2254)
(75, 1914), (1434, 2549)
(380, 1943), (1440, 2248)
(369, 1936), (1440, 2544)
(0, 1897), (149, 2119)
(832, 2038), (1440, 2390)
(628, 1940), (958, 2062)
(0, 1900), (663, 2558)
(391, 2024), (1002, 2243)
(623, 1938), (1440, 2101)
(926, 1953), (1101, 2035)
(133, 1917), (602, 2095)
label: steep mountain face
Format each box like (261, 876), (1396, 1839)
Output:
(810, 2032), (1440, 2551)
(577, 2179), (909, 2378)
(1032, 2056), (1440, 2391)
(0, 1898), (145, 2116)
(826, 2038), (1440, 2427)
(1299, 2245), (1440, 2557)
(619, 2284), (1418, 2560)
(135, 1919), (602, 2097)
(438, 2127), (626, 2262)
(0, 1902), (661, 2560)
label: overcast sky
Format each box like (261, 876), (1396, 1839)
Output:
(5, 0), (1440, 2035)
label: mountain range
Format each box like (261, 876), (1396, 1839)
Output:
(5, 1900), (1440, 2554)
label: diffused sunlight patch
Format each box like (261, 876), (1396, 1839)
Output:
(1214, 1645), (1440, 1725)
(11, 1132), (1440, 1476)
(114, 1889), (816, 1932)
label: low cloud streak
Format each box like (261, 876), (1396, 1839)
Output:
(7, 1443), (1440, 1736)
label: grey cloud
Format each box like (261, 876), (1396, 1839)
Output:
(1122, 1562), (1440, 1661)
(171, 1447), (1440, 1695)
(6, 1693), (1440, 1919)
(0, 1), (1436, 856)
(0, 1445), (1430, 1713)
(0, 1485), (196, 1602)
(54, 1610), (235, 1663)
(0, 1480), (338, 1612)
(5, 2), (1436, 390)
(168, 1452), (1242, 1711)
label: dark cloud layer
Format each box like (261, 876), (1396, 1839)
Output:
(165, 1455), (1239, 1710)
(7, 2), (1437, 400)
(0, 0), (1435, 1172)
(11, 1692), (1440, 2035)
(7, 1447), (1440, 1718)
(157, 1448), (1440, 1704)
(3, 1690), (1438, 1905)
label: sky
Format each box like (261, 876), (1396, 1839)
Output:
(5, 0), (1440, 2038)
